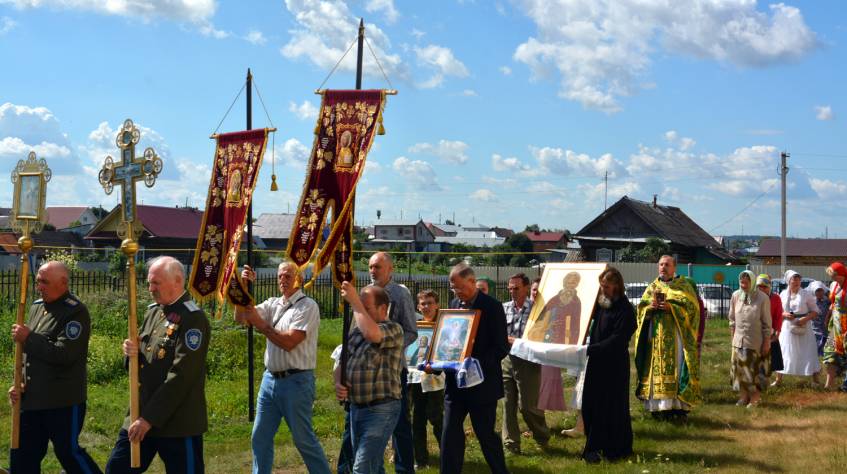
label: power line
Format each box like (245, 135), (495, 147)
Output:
(708, 182), (777, 233)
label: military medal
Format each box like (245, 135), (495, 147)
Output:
(157, 347), (166, 359)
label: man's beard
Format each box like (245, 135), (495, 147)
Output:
(598, 294), (613, 309)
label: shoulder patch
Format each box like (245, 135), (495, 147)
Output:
(185, 328), (203, 351)
(184, 300), (200, 312)
(64, 297), (79, 307)
(65, 321), (82, 340)
(148, 302), (159, 308)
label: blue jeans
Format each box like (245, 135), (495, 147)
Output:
(252, 370), (331, 474)
(349, 400), (401, 474)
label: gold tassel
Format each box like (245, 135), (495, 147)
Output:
(304, 279), (314, 290)
(314, 123), (320, 135)
(270, 174), (278, 191)
(377, 116), (385, 135)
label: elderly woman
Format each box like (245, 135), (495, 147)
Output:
(773, 270), (821, 387)
(729, 270), (772, 407)
(823, 262), (847, 391)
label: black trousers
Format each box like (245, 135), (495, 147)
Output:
(10, 402), (102, 474)
(440, 397), (508, 474)
(105, 429), (204, 474)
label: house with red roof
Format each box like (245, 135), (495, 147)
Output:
(85, 205), (205, 264)
(523, 231), (568, 253)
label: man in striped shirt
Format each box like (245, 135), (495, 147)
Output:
(237, 262), (331, 474)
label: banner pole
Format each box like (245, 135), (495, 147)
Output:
(246, 67), (256, 422)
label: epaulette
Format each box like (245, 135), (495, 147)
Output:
(184, 300), (200, 312)
(34, 298), (43, 304)
(148, 302), (159, 309)
(64, 296), (79, 307)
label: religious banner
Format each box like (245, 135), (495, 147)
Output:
(189, 129), (269, 307)
(287, 90), (386, 287)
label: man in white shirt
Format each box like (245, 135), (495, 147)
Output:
(237, 262), (331, 474)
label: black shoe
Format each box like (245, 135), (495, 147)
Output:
(583, 451), (602, 464)
(839, 385), (847, 393)
(505, 444), (521, 455)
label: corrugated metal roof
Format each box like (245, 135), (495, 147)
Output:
(253, 213), (297, 240)
(46, 206), (88, 229)
(434, 236), (505, 247)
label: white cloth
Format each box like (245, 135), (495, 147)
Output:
(255, 290), (320, 371)
(777, 287), (821, 376)
(509, 338), (587, 375)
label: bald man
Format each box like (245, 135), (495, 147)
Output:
(105, 256), (210, 473)
(8, 261), (101, 473)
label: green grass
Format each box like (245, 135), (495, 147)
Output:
(2, 314), (846, 472)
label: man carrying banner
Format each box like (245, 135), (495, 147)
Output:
(7, 261), (101, 473)
(237, 263), (331, 474)
(634, 255), (701, 421)
(336, 282), (404, 473)
(106, 256), (210, 473)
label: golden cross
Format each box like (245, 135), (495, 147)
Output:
(98, 119), (163, 237)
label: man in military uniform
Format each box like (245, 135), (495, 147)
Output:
(7, 261), (102, 473)
(105, 256), (210, 474)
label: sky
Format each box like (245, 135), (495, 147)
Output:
(0, 0), (845, 238)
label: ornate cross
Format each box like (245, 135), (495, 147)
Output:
(98, 119), (163, 239)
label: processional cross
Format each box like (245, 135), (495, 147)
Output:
(98, 118), (162, 467)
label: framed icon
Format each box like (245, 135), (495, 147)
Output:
(523, 263), (607, 345)
(406, 321), (435, 370)
(10, 152), (51, 231)
(428, 309), (480, 366)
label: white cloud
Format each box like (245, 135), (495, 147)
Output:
(365, 159), (382, 173)
(277, 138), (310, 167)
(815, 105), (833, 121)
(410, 28), (425, 40)
(579, 180), (640, 203)
(288, 100), (319, 121)
(3, 0), (216, 23)
(79, 120), (176, 180)
(530, 146), (626, 178)
(0, 102), (78, 172)
(197, 20), (229, 39)
(281, 0), (403, 81)
(0, 16), (16, 34)
(811, 178), (847, 198)
(664, 130), (695, 151)
(462, 89), (478, 97)
(499, 65), (512, 75)
(409, 139), (469, 164)
(512, 0), (817, 112)
(245, 29), (266, 45)
(491, 153), (530, 172)
(365, 0), (399, 24)
(470, 188), (497, 202)
(392, 156), (441, 189)
(414, 44), (470, 88)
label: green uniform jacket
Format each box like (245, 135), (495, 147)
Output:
(122, 292), (210, 437)
(22, 293), (90, 411)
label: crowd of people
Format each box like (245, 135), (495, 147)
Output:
(8, 251), (847, 473)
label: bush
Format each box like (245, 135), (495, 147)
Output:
(87, 334), (125, 384)
(205, 323), (265, 380)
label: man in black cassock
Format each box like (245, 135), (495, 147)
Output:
(581, 266), (637, 463)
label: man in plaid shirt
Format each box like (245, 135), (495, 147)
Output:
(502, 272), (550, 454)
(336, 282), (404, 473)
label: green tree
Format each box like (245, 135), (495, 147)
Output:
(524, 224), (540, 233)
(637, 237), (671, 263)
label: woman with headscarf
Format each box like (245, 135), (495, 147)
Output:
(756, 274), (784, 377)
(729, 270), (772, 407)
(772, 270), (821, 387)
(823, 262), (847, 391)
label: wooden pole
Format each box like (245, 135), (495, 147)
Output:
(10, 229), (32, 449)
(122, 222), (142, 467)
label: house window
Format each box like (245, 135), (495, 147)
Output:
(597, 248), (613, 262)
(404, 228), (412, 235)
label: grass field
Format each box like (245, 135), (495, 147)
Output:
(1, 311), (846, 473)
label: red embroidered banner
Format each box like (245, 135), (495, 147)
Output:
(287, 90), (386, 287)
(188, 129), (268, 308)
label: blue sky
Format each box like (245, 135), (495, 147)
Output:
(0, 0), (844, 237)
